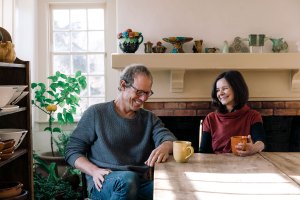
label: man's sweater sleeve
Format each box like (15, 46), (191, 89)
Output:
(65, 106), (96, 167)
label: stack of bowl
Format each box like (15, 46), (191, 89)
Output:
(0, 139), (15, 160)
(0, 129), (28, 159)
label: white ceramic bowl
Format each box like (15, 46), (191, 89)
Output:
(0, 86), (17, 107)
(0, 129), (28, 150)
(6, 85), (28, 105)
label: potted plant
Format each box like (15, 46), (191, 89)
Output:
(33, 153), (81, 200)
(31, 70), (87, 156)
(31, 71), (87, 176)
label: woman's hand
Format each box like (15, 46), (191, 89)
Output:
(236, 135), (265, 157)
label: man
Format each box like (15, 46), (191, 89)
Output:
(65, 64), (176, 200)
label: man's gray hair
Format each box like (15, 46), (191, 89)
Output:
(120, 64), (153, 87)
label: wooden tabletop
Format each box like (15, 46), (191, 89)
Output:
(154, 153), (300, 200)
(260, 152), (300, 185)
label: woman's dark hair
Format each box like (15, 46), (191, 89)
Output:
(211, 70), (249, 113)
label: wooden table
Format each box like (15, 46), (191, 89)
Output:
(154, 153), (300, 200)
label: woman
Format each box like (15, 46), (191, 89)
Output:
(199, 70), (265, 156)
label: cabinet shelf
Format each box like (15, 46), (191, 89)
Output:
(0, 107), (26, 116)
(0, 59), (33, 198)
(112, 53), (300, 92)
(0, 149), (28, 167)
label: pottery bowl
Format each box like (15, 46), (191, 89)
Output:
(0, 86), (17, 107)
(5, 190), (28, 200)
(1, 139), (16, 149)
(6, 85), (28, 105)
(1, 145), (14, 154)
(0, 142), (4, 151)
(0, 182), (23, 199)
(0, 151), (14, 160)
(0, 129), (27, 150)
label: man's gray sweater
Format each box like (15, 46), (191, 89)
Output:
(65, 101), (176, 190)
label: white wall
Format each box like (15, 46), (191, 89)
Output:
(113, 0), (300, 101)
(116, 0), (300, 54)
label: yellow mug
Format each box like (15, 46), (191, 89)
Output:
(173, 141), (194, 163)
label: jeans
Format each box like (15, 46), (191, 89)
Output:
(90, 171), (153, 200)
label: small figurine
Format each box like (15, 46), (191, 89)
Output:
(144, 41), (153, 53)
(152, 41), (167, 53)
(192, 40), (203, 53)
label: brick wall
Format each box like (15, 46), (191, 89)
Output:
(143, 101), (300, 117)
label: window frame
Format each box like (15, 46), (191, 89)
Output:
(49, 4), (106, 114)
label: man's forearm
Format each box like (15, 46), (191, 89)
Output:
(74, 156), (100, 176)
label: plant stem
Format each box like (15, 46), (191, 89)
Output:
(49, 112), (54, 156)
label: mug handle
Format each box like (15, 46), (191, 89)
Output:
(185, 146), (194, 160)
(138, 35), (144, 45)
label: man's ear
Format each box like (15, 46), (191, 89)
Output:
(119, 80), (127, 91)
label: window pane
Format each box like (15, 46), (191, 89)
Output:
(70, 9), (87, 30)
(75, 97), (89, 119)
(72, 55), (87, 74)
(88, 9), (104, 30)
(88, 31), (104, 52)
(51, 5), (105, 113)
(88, 54), (104, 75)
(53, 9), (70, 30)
(89, 76), (105, 96)
(80, 87), (88, 97)
(53, 55), (71, 74)
(72, 31), (87, 52)
(89, 97), (105, 105)
(53, 32), (70, 52)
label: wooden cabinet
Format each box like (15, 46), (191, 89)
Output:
(0, 59), (33, 199)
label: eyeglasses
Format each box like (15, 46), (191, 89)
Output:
(129, 84), (154, 97)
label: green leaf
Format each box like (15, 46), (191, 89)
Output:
(50, 83), (58, 91)
(44, 127), (52, 132)
(31, 83), (38, 88)
(48, 75), (58, 82)
(60, 73), (67, 79)
(75, 71), (81, 77)
(66, 112), (74, 123)
(53, 127), (61, 133)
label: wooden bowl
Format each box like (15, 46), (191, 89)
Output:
(0, 142), (4, 151)
(1, 145), (14, 154)
(0, 182), (23, 199)
(5, 190), (28, 200)
(0, 151), (14, 160)
(2, 139), (15, 149)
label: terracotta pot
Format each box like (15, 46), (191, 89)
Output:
(38, 152), (68, 177)
(0, 181), (23, 199)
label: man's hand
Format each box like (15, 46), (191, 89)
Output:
(74, 156), (112, 191)
(91, 168), (112, 191)
(144, 141), (173, 167)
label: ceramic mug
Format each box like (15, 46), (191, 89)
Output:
(249, 34), (266, 46)
(231, 136), (248, 155)
(173, 141), (194, 163)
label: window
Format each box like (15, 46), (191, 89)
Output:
(50, 4), (105, 117)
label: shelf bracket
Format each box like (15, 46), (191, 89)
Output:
(170, 70), (185, 93)
(291, 69), (300, 91)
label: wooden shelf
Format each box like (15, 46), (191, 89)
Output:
(0, 149), (28, 167)
(0, 58), (33, 198)
(112, 53), (300, 92)
(0, 107), (26, 116)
